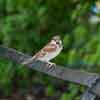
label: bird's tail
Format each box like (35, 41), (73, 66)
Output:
(21, 56), (36, 65)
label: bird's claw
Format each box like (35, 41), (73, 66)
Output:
(47, 62), (55, 67)
(47, 62), (56, 71)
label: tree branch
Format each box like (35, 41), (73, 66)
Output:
(0, 45), (100, 97)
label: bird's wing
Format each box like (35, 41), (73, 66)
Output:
(22, 41), (57, 65)
(42, 43), (57, 52)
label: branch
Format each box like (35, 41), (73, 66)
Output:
(0, 45), (100, 97)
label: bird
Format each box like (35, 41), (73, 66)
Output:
(21, 35), (63, 68)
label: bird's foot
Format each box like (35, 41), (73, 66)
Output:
(47, 62), (55, 67)
(46, 62), (56, 71)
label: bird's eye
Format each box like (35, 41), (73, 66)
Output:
(56, 41), (59, 44)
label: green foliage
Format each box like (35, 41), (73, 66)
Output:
(46, 85), (55, 96)
(73, 25), (89, 46)
(0, 59), (14, 95)
(0, 0), (100, 99)
(60, 84), (80, 100)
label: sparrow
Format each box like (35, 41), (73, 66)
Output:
(22, 35), (63, 68)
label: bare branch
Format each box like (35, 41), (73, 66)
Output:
(0, 45), (100, 97)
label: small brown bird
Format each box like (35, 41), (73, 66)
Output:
(22, 35), (63, 67)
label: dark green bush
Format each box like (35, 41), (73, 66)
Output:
(0, 0), (99, 99)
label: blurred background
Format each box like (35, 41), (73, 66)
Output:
(0, 0), (100, 100)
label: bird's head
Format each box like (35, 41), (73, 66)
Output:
(52, 35), (62, 47)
